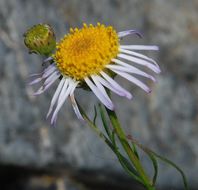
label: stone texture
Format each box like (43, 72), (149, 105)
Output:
(0, 0), (198, 189)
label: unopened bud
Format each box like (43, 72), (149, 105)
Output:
(24, 24), (56, 56)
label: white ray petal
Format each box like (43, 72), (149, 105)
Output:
(51, 79), (75, 125)
(43, 57), (53, 63)
(46, 78), (65, 118)
(118, 30), (142, 38)
(113, 70), (151, 93)
(111, 58), (156, 82)
(119, 48), (160, 71)
(33, 74), (60, 95)
(106, 64), (156, 82)
(42, 66), (57, 78)
(120, 45), (159, 51)
(56, 79), (69, 104)
(100, 71), (132, 99)
(118, 53), (160, 73)
(44, 71), (60, 86)
(91, 75), (112, 102)
(28, 65), (56, 80)
(29, 73), (42, 77)
(94, 75), (126, 97)
(43, 63), (55, 73)
(69, 81), (79, 96)
(28, 77), (42, 85)
(85, 77), (114, 110)
(70, 93), (84, 120)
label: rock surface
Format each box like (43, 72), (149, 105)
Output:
(0, 0), (198, 189)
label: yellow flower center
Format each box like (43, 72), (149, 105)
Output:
(53, 23), (119, 80)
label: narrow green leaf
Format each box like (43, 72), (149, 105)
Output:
(93, 105), (97, 125)
(151, 152), (189, 190)
(76, 100), (153, 188)
(99, 104), (111, 138)
(147, 152), (158, 185)
(131, 143), (140, 160)
(117, 152), (145, 184)
(108, 137), (145, 185)
(127, 136), (188, 190)
(111, 130), (116, 147)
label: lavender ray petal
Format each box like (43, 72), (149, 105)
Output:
(85, 77), (114, 110)
(70, 94), (84, 120)
(119, 48), (160, 71)
(43, 57), (53, 63)
(50, 79), (69, 124)
(91, 75), (112, 102)
(46, 78), (66, 118)
(118, 30), (143, 38)
(28, 77), (42, 85)
(51, 80), (76, 125)
(43, 63), (55, 73)
(118, 53), (161, 73)
(33, 74), (60, 96)
(100, 71), (132, 99)
(42, 66), (57, 78)
(107, 62), (156, 82)
(113, 70), (151, 93)
(120, 45), (159, 51)
(44, 71), (60, 86)
(28, 73), (42, 77)
(93, 75), (126, 97)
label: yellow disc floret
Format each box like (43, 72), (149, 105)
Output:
(53, 23), (119, 80)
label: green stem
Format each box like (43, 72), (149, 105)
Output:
(77, 101), (155, 190)
(106, 108), (155, 190)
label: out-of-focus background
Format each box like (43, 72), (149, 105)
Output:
(0, 0), (198, 189)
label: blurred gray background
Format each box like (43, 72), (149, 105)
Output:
(0, 0), (198, 189)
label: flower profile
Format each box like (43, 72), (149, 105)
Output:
(24, 23), (189, 190)
(27, 23), (160, 125)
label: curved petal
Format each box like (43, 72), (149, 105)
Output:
(85, 77), (114, 110)
(51, 79), (77, 125)
(107, 61), (156, 82)
(118, 53), (161, 73)
(91, 75), (112, 102)
(47, 78), (65, 118)
(113, 70), (151, 93)
(120, 45), (159, 51)
(119, 48), (160, 71)
(70, 93), (84, 120)
(118, 30), (143, 38)
(100, 71), (132, 99)
(93, 75), (126, 97)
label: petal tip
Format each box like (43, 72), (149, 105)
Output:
(126, 93), (133, 100)
(147, 89), (152, 94)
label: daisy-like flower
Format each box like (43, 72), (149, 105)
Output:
(29, 23), (160, 125)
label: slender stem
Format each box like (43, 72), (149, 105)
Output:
(106, 108), (155, 190)
(77, 101), (155, 190)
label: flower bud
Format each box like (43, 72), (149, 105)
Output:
(24, 24), (56, 56)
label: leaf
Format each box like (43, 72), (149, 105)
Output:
(76, 100), (152, 188)
(128, 135), (158, 184)
(99, 104), (111, 138)
(93, 105), (97, 125)
(127, 135), (189, 190)
(147, 151), (158, 185)
(151, 151), (189, 190)
(131, 143), (140, 160)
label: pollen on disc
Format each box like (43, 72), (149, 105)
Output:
(53, 24), (119, 80)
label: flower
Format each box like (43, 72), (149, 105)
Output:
(29, 23), (160, 125)
(24, 24), (56, 55)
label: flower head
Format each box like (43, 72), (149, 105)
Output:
(28, 23), (160, 125)
(54, 23), (119, 80)
(24, 24), (56, 55)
